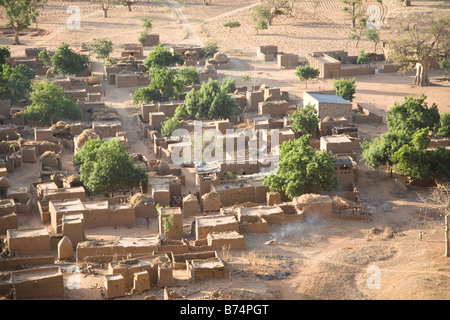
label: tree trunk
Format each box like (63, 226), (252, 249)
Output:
(414, 60), (431, 86)
(445, 214), (449, 257)
(127, 4), (132, 11)
(103, 9), (108, 18)
(403, 0), (411, 6)
(13, 27), (20, 45)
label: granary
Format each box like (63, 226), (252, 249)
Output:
(335, 156), (359, 189)
(303, 92), (353, 121)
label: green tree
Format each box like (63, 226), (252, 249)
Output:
(161, 117), (180, 137)
(341, 0), (364, 29)
(202, 40), (219, 58)
(357, 49), (370, 65)
(139, 17), (153, 45)
(438, 112), (450, 139)
(174, 104), (187, 118)
(0, 0), (46, 45)
(177, 66), (200, 86)
(364, 28), (380, 52)
(119, 0), (136, 11)
(392, 145), (431, 181)
(94, 0), (111, 18)
(133, 67), (184, 104)
(361, 129), (410, 177)
(0, 64), (36, 105)
(220, 78), (236, 93)
(51, 43), (89, 76)
(253, 18), (268, 35)
(348, 17), (368, 48)
(223, 21), (241, 33)
(0, 46), (11, 70)
(332, 77), (356, 101)
(295, 65), (319, 89)
(264, 134), (337, 199)
(144, 44), (184, 70)
(86, 38), (114, 63)
(290, 104), (319, 135)
(38, 48), (51, 65)
(388, 15), (450, 86)
(184, 78), (237, 120)
(438, 57), (449, 78)
(386, 95), (440, 134)
(23, 80), (82, 125)
(74, 138), (148, 196)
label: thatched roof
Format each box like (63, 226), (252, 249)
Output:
(201, 191), (220, 200)
(75, 129), (99, 145)
(332, 196), (361, 209)
(128, 193), (154, 206)
(40, 151), (60, 160)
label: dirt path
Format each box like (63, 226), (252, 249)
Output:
(166, 0), (203, 46)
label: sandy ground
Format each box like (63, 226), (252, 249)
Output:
(1, 0), (450, 300)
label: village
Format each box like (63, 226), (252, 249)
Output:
(0, 0), (449, 301)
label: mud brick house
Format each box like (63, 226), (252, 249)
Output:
(303, 92), (353, 122)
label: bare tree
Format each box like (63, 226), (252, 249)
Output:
(95, 0), (110, 18)
(419, 183), (450, 257)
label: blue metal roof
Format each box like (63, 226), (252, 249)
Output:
(308, 93), (349, 104)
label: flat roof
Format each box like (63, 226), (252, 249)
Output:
(190, 258), (224, 269)
(196, 215), (238, 227)
(12, 266), (61, 283)
(207, 231), (243, 240)
(7, 227), (49, 238)
(321, 135), (352, 144)
(307, 93), (350, 104)
(113, 235), (160, 247)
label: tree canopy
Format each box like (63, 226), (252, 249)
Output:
(23, 80), (82, 125)
(86, 38), (114, 63)
(177, 66), (200, 86)
(161, 117), (180, 137)
(133, 66), (184, 104)
(0, 63), (36, 105)
(0, 0), (46, 45)
(386, 94), (440, 134)
(144, 44), (184, 71)
(0, 46), (11, 70)
(73, 138), (148, 196)
(295, 65), (319, 89)
(361, 95), (450, 181)
(51, 42), (89, 76)
(184, 78), (237, 120)
(332, 77), (356, 101)
(290, 104), (319, 135)
(264, 134), (337, 199)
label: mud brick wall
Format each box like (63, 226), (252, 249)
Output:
(0, 255), (54, 271)
(277, 54), (299, 69)
(315, 102), (353, 122)
(0, 213), (18, 235)
(207, 232), (246, 250)
(12, 267), (64, 300)
(7, 232), (51, 257)
(214, 186), (255, 206)
(172, 251), (217, 269)
(82, 206), (136, 229)
(258, 100), (290, 117)
(246, 90), (265, 111)
(195, 218), (239, 240)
